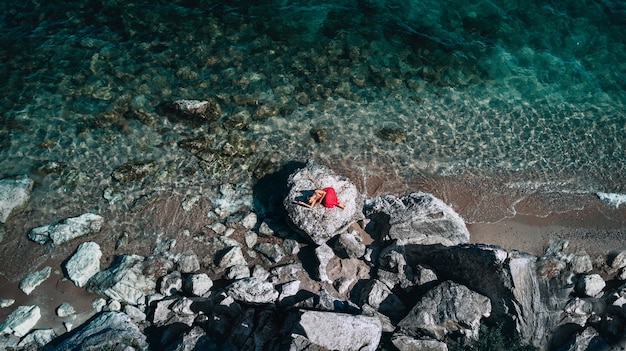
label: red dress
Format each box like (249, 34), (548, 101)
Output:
(322, 187), (339, 208)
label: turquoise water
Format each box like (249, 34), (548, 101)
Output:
(1, 0), (625, 223)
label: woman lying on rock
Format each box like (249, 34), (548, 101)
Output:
(296, 187), (345, 209)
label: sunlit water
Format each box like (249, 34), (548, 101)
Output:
(1, 0), (625, 224)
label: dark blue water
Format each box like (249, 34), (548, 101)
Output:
(1, 0), (625, 223)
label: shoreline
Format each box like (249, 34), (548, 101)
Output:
(468, 206), (626, 263)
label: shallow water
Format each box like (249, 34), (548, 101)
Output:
(1, 0), (625, 224)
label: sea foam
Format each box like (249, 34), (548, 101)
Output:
(597, 192), (626, 209)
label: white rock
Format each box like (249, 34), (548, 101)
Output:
(19, 266), (51, 295)
(159, 271), (183, 296)
(290, 310), (382, 351)
(0, 305), (41, 337)
(107, 299), (121, 312)
(92, 298), (107, 312)
(241, 212), (257, 229)
(0, 176), (34, 223)
(56, 302), (76, 317)
(218, 246), (247, 268)
(65, 241), (102, 287)
(184, 273), (213, 297)
(124, 304), (147, 322)
(279, 280), (300, 300)
(244, 231), (258, 248)
(315, 244), (334, 283)
(29, 213), (104, 245)
(88, 255), (157, 305)
(576, 274), (606, 297)
(0, 299), (15, 308)
(226, 277), (278, 304)
(177, 253), (200, 273)
(392, 335), (449, 351)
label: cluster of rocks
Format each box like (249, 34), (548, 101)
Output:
(2, 161), (626, 350)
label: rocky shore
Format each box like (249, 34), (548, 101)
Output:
(1, 160), (626, 350)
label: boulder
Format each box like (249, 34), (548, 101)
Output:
(17, 328), (56, 349)
(159, 271), (183, 296)
(52, 312), (148, 350)
(314, 243), (334, 283)
(0, 175), (33, 223)
(283, 160), (364, 245)
(359, 279), (406, 322)
(156, 98), (221, 125)
(19, 266), (51, 295)
(332, 232), (366, 259)
(226, 264), (251, 280)
(417, 244), (571, 349)
(217, 246), (247, 269)
(177, 253), (200, 273)
(87, 254), (157, 305)
(56, 302), (76, 318)
(0, 299), (15, 308)
(391, 334), (449, 351)
(184, 273), (213, 297)
(576, 274), (606, 297)
(226, 277), (279, 304)
(364, 192), (469, 246)
(285, 310), (382, 351)
(0, 305), (41, 337)
(65, 241), (102, 287)
(254, 242), (286, 263)
(165, 326), (218, 351)
(29, 213), (104, 245)
(397, 281), (491, 342)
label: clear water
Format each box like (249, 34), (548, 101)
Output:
(1, 0), (625, 224)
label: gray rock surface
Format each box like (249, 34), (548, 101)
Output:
(360, 279), (406, 322)
(364, 192), (469, 245)
(0, 175), (33, 223)
(283, 160), (364, 245)
(226, 277), (279, 304)
(65, 241), (102, 287)
(286, 310), (382, 351)
(397, 281), (491, 342)
(0, 305), (41, 337)
(52, 311), (148, 351)
(29, 213), (104, 245)
(19, 266), (51, 295)
(87, 254), (157, 305)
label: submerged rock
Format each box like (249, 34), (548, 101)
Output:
(364, 192), (469, 245)
(28, 213), (104, 245)
(0, 305), (41, 337)
(111, 160), (159, 184)
(156, 98), (221, 125)
(0, 175), (33, 223)
(65, 241), (102, 287)
(283, 160), (364, 245)
(52, 311), (148, 351)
